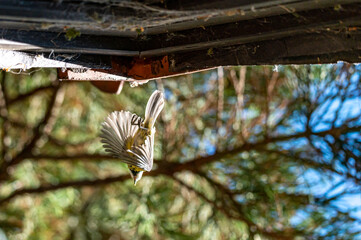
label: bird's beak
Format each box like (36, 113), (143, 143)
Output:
(133, 171), (143, 185)
(129, 169), (144, 186)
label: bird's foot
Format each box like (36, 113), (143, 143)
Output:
(131, 115), (143, 127)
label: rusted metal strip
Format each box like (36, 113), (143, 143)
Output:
(58, 55), (180, 82)
(110, 55), (174, 80)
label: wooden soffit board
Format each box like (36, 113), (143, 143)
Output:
(0, 0), (360, 81)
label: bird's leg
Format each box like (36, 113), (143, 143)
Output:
(130, 115), (138, 125)
(131, 115), (143, 127)
(131, 115), (149, 132)
(139, 126), (149, 131)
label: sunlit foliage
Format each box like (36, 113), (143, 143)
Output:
(0, 64), (360, 239)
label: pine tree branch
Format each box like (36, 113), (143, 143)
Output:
(1, 122), (360, 205)
(0, 174), (128, 205)
(7, 81), (71, 106)
(195, 171), (300, 239)
(261, 149), (361, 183)
(0, 72), (9, 163)
(28, 153), (116, 161)
(171, 175), (237, 220)
(0, 80), (63, 180)
(7, 85), (54, 105)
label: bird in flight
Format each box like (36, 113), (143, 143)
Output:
(100, 90), (164, 185)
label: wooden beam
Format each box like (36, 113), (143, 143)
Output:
(0, 0), (358, 37)
(0, 30), (139, 56)
(2, 3), (360, 58)
(1, 0), (360, 80)
(169, 32), (361, 73)
(138, 3), (361, 56)
(60, 29), (361, 81)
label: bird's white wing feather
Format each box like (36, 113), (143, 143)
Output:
(131, 128), (154, 171)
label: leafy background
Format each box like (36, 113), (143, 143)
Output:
(0, 64), (360, 239)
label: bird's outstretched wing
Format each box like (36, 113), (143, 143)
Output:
(131, 129), (154, 172)
(100, 111), (154, 171)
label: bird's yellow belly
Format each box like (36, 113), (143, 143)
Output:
(128, 165), (144, 171)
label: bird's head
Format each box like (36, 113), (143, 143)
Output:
(128, 165), (144, 185)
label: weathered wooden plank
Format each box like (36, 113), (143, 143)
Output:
(0, 30), (139, 56)
(169, 32), (361, 72)
(1, 3), (360, 58)
(59, 29), (361, 81)
(0, 0), (358, 37)
(1, 0), (360, 80)
(138, 3), (361, 54)
(2, 27), (361, 79)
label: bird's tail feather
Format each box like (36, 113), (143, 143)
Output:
(144, 90), (164, 129)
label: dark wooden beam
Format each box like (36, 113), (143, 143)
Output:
(0, 30), (139, 56)
(1, 0), (360, 81)
(58, 29), (361, 82)
(169, 32), (361, 73)
(138, 3), (361, 56)
(2, 3), (360, 58)
(0, 0), (357, 37)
